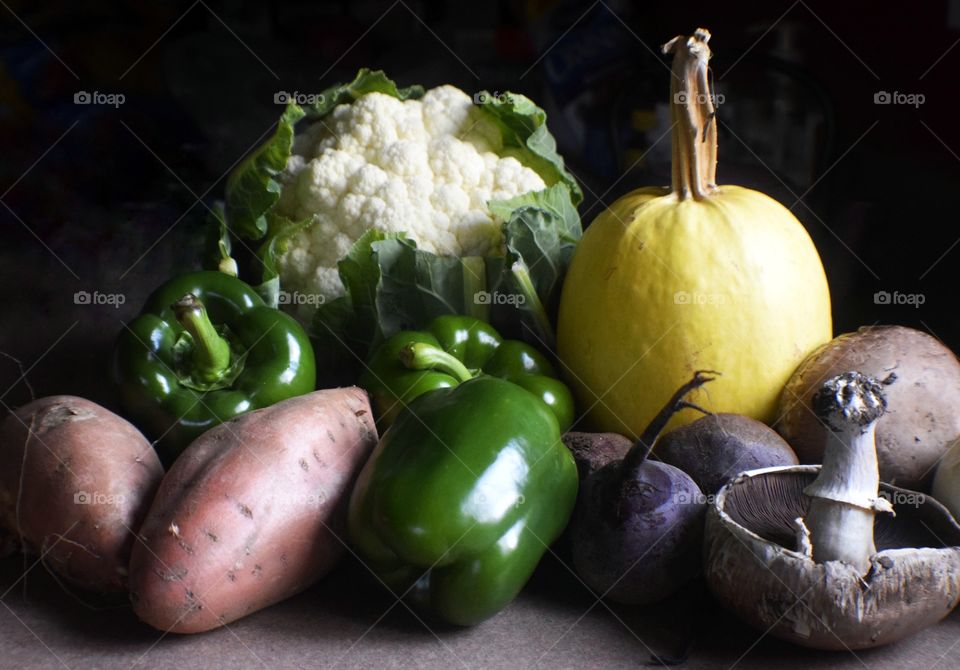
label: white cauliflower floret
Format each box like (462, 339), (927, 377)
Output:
(492, 156), (544, 201)
(420, 85), (473, 138)
(273, 85), (547, 319)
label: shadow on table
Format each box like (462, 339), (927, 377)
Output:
(4, 541), (960, 668)
(0, 554), (155, 644)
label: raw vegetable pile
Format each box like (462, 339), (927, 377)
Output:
(4, 26), (960, 656)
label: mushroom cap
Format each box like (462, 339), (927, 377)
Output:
(704, 465), (960, 650)
(776, 325), (960, 491)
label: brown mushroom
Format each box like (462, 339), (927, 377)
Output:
(705, 372), (960, 650)
(776, 325), (960, 491)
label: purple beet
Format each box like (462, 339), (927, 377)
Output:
(570, 371), (716, 605)
(656, 413), (798, 494)
(562, 431), (632, 482)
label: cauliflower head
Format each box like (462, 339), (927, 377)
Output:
(273, 85), (547, 309)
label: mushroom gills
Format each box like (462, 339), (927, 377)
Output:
(705, 466), (960, 650)
(724, 469), (957, 553)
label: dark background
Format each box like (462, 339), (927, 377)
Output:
(3, 3), (960, 667)
(2, 0), (958, 406)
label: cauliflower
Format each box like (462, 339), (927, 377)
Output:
(272, 85), (547, 311)
(221, 69), (581, 351)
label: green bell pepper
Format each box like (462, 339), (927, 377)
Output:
(360, 315), (574, 431)
(113, 271), (316, 462)
(348, 375), (578, 625)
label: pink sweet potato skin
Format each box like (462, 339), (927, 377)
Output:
(0, 395), (163, 591)
(128, 387), (378, 633)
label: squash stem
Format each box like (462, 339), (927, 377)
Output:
(663, 28), (717, 200)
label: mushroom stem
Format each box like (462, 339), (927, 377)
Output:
(802, 372), (893, 574)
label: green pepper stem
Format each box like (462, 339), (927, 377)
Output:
(511, 260), (555, 350)
(621, 370), (718, 481)
(173, 293), (232, 383)
(399, 342), (474, 383)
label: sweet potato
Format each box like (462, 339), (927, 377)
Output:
(0, 395), (163, 591)
(128, 387), (377, 633)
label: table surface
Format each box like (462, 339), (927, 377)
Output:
(3, 547), (960, 670)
